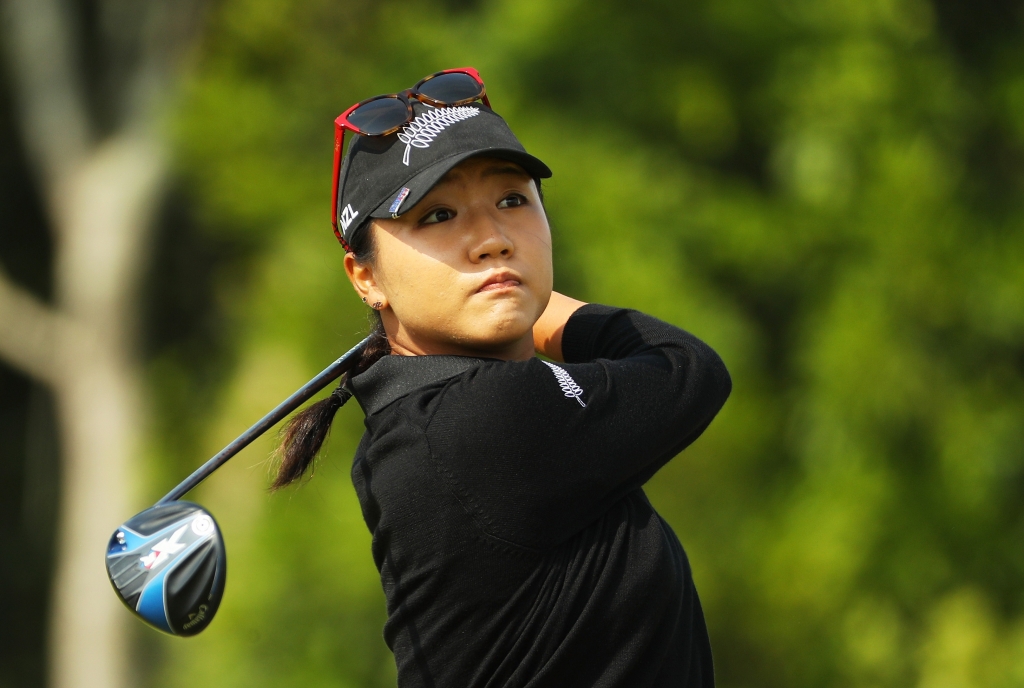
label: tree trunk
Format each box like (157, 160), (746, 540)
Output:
(47, 133), (165, 688)
(0, 0), (201, 684)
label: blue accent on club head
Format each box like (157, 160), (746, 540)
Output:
(136, 565), (173, 633)
(134, 533), (216, 635)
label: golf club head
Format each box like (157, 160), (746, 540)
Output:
(105, 501), (226, 636)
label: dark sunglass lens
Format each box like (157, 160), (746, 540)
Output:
(417, 73), (482, 104)
(348, 98), (410, 134)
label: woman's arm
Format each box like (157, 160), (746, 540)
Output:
(428, 305), (732, 549)
(533, 291), (588, 361)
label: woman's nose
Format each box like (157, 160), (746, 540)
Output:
(470, 216), (514, 262)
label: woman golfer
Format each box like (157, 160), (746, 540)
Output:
(275, 68), (732, 688)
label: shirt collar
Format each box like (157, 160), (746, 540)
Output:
(349, 354), (486, 416)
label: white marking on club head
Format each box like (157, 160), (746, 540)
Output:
(139, 524), (188, 570)
(191, 514), (214, 536)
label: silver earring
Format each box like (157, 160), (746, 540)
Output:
(361, 296), (367, 303)
(372, 301), (383, 310)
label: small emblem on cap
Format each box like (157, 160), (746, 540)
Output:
(389, 187), (411, 216)
(339, 204), (360, 232)
(397, 106), (480, 166)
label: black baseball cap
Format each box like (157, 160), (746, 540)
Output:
(335, 101), (552, 246)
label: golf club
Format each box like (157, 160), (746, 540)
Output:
(106, 335), (370, 636)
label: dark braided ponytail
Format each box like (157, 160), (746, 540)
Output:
(271, 223), (390, 490)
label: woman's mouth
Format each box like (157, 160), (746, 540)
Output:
(478, 279), (521, 293)
(477, 271), (523, 293)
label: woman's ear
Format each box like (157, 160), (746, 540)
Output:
(344, 248), (388, 309)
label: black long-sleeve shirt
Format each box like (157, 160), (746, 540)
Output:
(348, 304), (732, 688)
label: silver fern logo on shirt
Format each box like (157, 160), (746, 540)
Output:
(543, 362), (586, 407)
(397, 106), (480, 166)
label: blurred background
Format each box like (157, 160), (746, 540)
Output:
(2, 0), (1024, 686)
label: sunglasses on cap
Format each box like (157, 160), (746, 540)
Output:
(330, 68), (490, 239)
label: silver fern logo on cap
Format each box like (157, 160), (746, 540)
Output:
(397, 106), (480, 166)
(543, 361), (586, 407)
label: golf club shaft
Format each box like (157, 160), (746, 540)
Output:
(157, 336), (371, 504)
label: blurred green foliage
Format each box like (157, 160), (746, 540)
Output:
(145, 0), (1024, 686)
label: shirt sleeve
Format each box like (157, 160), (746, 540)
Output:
(423, 304), (732, 549)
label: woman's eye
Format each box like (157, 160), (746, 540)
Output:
(421, 208), (456, 224)
(497, 193), (526, 209)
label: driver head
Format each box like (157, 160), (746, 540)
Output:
(105, 501), (226, 636)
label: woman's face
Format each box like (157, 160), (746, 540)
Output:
(344, 156), (553, 360)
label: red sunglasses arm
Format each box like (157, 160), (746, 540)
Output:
(331, 104), (367, 245)
(330, 123), (345, 240)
